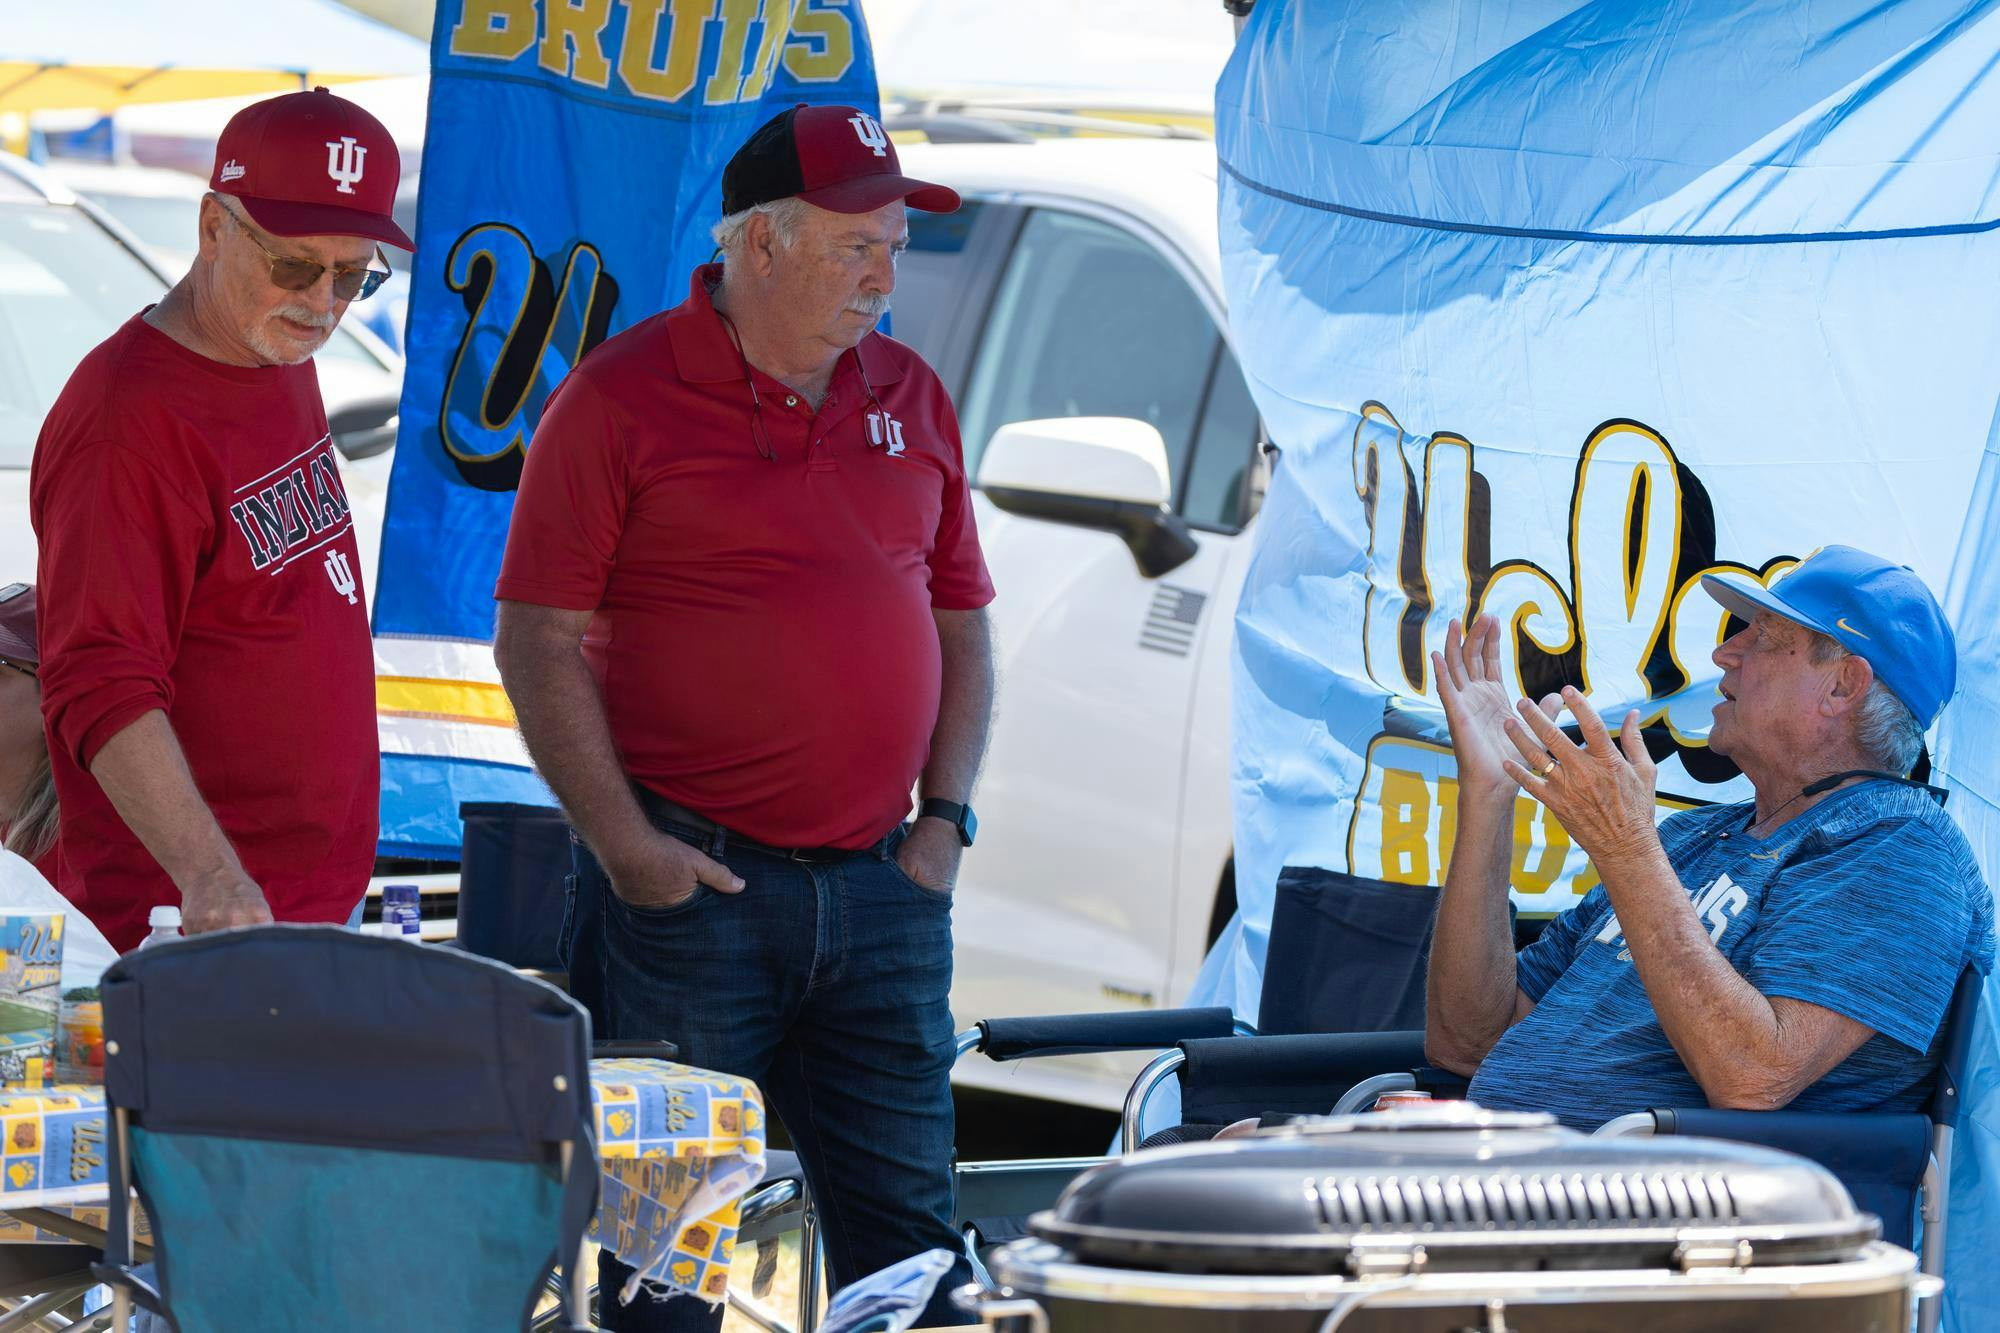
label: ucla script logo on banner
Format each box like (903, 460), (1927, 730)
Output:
(1343, 402), (1793, 912)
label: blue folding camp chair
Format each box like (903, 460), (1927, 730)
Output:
(93, 925), (599, 1333)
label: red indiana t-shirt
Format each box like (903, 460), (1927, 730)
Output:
(30, 314), (379, 952)
(496, 266), (995, 850)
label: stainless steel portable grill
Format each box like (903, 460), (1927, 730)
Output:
(954, 1105), (1937, 1332)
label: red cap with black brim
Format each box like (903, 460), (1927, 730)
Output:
(722, 103), (959, 216)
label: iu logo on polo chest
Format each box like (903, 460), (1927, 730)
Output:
(865, 409), (906, 457)
(849, 113), (889, 158)
(325, 136), (367, 194)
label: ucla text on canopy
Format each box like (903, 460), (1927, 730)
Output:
(446, 0), (858, 102)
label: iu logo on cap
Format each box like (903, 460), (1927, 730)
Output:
(325, 135), (367, 195)
(848, 112), (889, 158)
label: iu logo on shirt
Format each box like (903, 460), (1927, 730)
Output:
(325, 136), (367, 194)
(849, 113), (889, 158)
(865, 409), (907, 458)
(323, 550), (359, 605)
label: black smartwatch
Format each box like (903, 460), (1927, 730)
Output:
(918, 798), (977, 847)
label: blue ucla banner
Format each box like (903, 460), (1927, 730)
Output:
(1193, 1), (2000, 1326)
(373, 0), (881, 855)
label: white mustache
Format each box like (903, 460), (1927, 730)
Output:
(847, 295), (890, 318)
(272, 306), (336, 332)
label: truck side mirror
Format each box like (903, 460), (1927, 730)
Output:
(977, 417), (1199, 579)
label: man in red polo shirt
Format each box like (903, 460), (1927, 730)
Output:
(32, 89), (409, 951)
(496, 105), (994, 1327)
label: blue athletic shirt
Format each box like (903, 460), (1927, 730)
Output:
(1467, 780), (1994, 1129)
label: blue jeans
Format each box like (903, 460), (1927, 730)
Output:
(570, 815), (975, 1330)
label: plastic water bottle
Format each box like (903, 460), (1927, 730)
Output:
(381, 884), (422, 941)
(139, 905), (182, 949)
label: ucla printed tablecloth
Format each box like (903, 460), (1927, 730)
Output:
(0, 1085), (107, 1206)
(590, 1059), (767, 1306)
(0, 1064), (767, 1305)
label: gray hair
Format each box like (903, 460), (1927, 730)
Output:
(1808, 633), (1926, 774)
(3, 748), (57, 867)
(710, 197), (814, 257)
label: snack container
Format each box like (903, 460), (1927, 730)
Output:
(0, 915), (62, 1089)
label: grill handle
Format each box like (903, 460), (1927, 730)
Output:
(951, 1281), (1049, 1332)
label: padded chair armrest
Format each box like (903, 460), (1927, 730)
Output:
(1177, 1030), (1430, 1125)
(1643, 1107), (1932, 1175)
(1635, 1107), (1934, 1251)
(976, 1007), (1237, 1061)
(1413, 1066), (1471, 1099)
(591, 1039), (681, 1061)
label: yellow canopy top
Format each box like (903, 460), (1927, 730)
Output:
(0, 65), (389, 115)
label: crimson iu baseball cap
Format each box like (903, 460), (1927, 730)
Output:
(722, 103), (959, 216)
(209, 86), (414, 250)
(1701, 545), (1957, 727)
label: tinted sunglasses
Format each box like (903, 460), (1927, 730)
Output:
(220, 200), (391, 302)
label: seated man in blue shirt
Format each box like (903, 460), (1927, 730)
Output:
(1426, 546), (1993, 1129)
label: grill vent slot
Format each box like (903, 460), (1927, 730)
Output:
(1311, 1172), (1739, 1230)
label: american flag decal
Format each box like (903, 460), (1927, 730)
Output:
(1140, 585), (1207, 656)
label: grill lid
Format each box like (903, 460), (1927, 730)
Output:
(1032, 1105), (1878, 1276)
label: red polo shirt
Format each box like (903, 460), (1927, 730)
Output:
(495, 265), (994, 850)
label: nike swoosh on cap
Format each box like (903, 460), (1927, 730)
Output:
(1835, 617), (1870, 639)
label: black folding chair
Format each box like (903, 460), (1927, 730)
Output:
(456, 801), (576, 973)
(94, 925), (599, 1332)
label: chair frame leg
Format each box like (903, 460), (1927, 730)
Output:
(1917, 1126), (1952, 1333)
(796, 1205), (823, 1333)
(0, 1281), (98, 1332)
(559, 1141), (590, 1330)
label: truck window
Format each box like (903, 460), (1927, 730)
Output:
(886, 201), (983, 366)
(1180, 344), (1259, 530)
(957, 208), (1217, 482)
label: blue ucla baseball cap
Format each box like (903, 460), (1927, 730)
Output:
(1701, 546), (1957, 727)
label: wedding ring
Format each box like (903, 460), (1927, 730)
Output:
(1535, 757), (1560, 779)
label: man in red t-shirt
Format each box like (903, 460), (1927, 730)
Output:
(496, 105), (995, 1327)
(31, 88), (412, 952)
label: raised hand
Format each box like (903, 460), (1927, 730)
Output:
(1502, 685), (1660, 862)
(1431, 616), (1559, 801)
